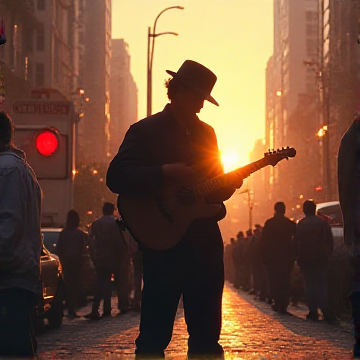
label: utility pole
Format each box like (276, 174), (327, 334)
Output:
(238, 188), (252, 230)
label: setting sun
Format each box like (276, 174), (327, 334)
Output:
(220, 149), (244, 173)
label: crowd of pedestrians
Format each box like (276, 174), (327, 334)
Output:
(56, 203), (143, 321)
(225, 200), (337, 324)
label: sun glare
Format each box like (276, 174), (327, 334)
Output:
(221, 150), (243, 173)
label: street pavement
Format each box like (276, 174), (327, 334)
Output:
(36, 283), (355, 360)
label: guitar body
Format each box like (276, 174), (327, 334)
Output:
(117, 147), (296, 251)
(117, 182), (221, 251)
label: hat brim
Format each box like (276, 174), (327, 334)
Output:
(166, 70), (219, 106)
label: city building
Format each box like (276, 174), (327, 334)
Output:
(248, 139), (268, 224)
(319, 0), (360, 200)
(265, 0), (322, 219)
(30, 0), (75, 100)
(78, 0), (112, 164)
(109, 38), (138, 158)
(0, 0), (39, 107)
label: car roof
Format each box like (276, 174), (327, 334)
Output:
(41, 228), (62, 232)
(316, 201), (340, 210)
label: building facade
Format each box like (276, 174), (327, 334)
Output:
(320, 0), (360, 200)
(78, 0), (112, 164)
(265, 0), (322, 219)
(109, 38), (138, 158)
(0, 0), (39, 107)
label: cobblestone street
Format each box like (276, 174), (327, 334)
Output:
(37, 283), (354, 360)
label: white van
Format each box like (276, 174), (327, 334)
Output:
(315, 201), (344, 249)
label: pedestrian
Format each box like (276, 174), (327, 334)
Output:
(106, 60), (243, 358)
(224, 239), (235, 284)
(249, 224), (267, 301)
(229, 237), (237, 287)
(56, 209), (88, 318)
(113, 218), (132, 315)
(0, 111), (42, 358)
(260, 201), (296, 314)
(127, 231), (143, 312)
(241, 229), (253, 292)
(338, 112), (360, 357)
(295, 200), (336, 323)
(233, 231), (246, 289)
(86, 202), (128, 319)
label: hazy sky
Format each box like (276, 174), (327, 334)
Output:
(112, 0), (274, 170)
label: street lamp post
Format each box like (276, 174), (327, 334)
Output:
(238, 187), (253, 231)
(147, 6), (184, 117)
(304, 60), (332, 200)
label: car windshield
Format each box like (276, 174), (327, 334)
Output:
(42, 231), (60, 254)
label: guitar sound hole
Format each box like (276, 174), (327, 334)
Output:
(177, 186), (197, 206)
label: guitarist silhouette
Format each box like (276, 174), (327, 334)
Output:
(106, 60), (295, 359)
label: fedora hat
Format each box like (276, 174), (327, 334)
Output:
(166, 60), (219, 106)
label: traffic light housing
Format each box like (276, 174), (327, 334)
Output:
(14, 127), (68, 179)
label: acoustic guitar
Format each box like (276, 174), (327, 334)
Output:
(117, 147), (296, 251)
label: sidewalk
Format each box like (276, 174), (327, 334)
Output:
(36, 284), (355, 360)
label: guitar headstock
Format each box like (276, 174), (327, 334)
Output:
(264, 147), (296, 166)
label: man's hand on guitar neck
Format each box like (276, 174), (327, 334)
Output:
(228, 173), (243, 189)
(162, 163), (197, 183)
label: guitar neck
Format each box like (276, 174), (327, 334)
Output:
(194, 158), (270, 196)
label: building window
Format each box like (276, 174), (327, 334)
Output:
(306, 39), (317, 57)
(35, 63), (44, 87)
(37, 0), (45, 10)
(306, 24), (318, 36)
(306, 11), (317, 22)
(36, 27), (44, 51)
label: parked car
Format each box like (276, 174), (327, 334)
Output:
(41, 228), (96, 297)
(316, 201), (344, 249)
(34, 242), (65, 332)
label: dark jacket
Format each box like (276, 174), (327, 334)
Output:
(295, 214), (334, 267)
(0, 149), (42, 294)
(89, 215), (128, 269)
(56, 227), (87, 267)
(260, 214), (296, 266)
(338, 119), (360, 246)
(106, 105), (234, 254)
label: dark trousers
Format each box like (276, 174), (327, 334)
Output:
(114, 261), (131, 311)
(132, 254), (143, 304)
(266, 262), (293, 310)
(63, 263), (82, 314)
(350, 253), (360, 351)
(301, 263), (329, 314)
(0, 288), (37, 357)
(135, 248), (224, 357)
(252, 260), (268, 298)
(92, 267), (113, 314)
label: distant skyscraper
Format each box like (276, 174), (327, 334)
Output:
(79, 0), (112, 164)
(265, 0), (321, 212)
(109, 39), (138, 158)
(320, 0), (360, 199)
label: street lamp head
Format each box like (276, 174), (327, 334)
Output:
(177, 6), (185, 9)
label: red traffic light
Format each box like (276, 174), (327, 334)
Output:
(35, 131), (58, 156)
